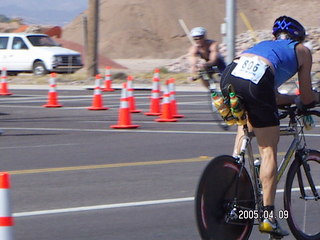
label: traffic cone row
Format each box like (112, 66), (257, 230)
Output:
(0, 172), (14, 240)
(43, 73), (63, 108)
(40, 69), (184, 129)
(0, 68), (13, 96)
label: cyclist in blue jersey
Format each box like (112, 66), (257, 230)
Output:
(188, 27), (226, 89)
(220, 16), (320, 237)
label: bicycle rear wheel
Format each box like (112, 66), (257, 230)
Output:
(284, 150), (320, 240)
(195, 155), (255, 240)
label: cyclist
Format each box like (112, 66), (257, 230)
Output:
(188, 27), (226, 89)
(220, 16), (320, 237)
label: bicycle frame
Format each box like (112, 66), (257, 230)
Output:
(235, 106), (320, 218)
(234, 116), (305, 217)
(195, 105), (320, 240)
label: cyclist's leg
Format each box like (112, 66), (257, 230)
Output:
(253, 126), (279, 207)
(233, 125), (279, 207)
(200, 76), (210, 89)
(254, 126), (289, 237)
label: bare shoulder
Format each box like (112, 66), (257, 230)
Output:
(295, 43), (312, 57)
(208, 40), (219, 51)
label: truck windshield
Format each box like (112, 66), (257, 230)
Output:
(27, 35), (59, 47)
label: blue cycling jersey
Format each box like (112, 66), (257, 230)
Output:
(243, 39), (299, 88)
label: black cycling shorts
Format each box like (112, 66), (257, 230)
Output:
(220, 62), (279, 128)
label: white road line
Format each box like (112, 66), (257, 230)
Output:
(13, 186), (319, 217)
(1, 127), (237, 135)
(13, 197), (194, 217)
(2, 127), (320, 136)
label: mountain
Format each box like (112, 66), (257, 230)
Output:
(0, 0), (87, 26)
(61, 0), (320, 59)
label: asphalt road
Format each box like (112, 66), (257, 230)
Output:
(0, 87), (319, 240)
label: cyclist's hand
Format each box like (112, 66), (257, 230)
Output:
(189, 73), (199, 81)
(302, 115), (315, 130)
(295, 96), (316, 113)
(199, 62), (210, 71)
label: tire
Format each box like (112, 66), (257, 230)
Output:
(7, 71), (18, 76)
(195, 155), (255, 240)
(33, 61), (48, 76)
(284, 150), (320, 240)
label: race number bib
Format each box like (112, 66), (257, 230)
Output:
(231, 56), (268, 84)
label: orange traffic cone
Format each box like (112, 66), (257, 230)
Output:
(150, 68), (163, 99)
(43, 73), (63, 107)
(102, 66), (115, 92)
(295, 79), (300, 95)
(154, 88), (177, 122)
(144, 71), (161, 116)
(127, 76), (141, 113)
(0, 172), (14, 240)
(168, 78), (184, 118)
(0, 68), (13, 96)
(88, 74), (109, 110)
(110, 83), (140, 129)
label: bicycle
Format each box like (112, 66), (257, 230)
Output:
(191, 68), (230, 130)
(195, 104), (320, 240)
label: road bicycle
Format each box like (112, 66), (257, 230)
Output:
(195, 104), (320, 239)
(192, 68), (230, 130)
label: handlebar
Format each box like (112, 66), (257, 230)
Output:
(191, 68), (220, 81)
(278, 104), (320, 120)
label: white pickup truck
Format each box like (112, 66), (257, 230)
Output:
(0, 33), (83, 75)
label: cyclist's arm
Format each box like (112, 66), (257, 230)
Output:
(296, 43), (317, 105)
(188, 45), (199, 74)
(275, 91), (296, 105)
(276, 44), (317, 107)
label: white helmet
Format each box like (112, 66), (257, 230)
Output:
(190, 27), (207, 37)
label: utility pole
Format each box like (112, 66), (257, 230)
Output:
(226, 0), (236, 64)
(86, 0), (99, 78)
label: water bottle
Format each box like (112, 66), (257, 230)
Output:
(229, 92), (247, 125)
(211, 91), (236, 126)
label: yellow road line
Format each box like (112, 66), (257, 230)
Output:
(8, 157), (212, 175)
(7, 152), (286, 175)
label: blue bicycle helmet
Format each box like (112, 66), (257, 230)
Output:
(272, 16), (306, 42)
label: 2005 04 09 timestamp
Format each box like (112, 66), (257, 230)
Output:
(238, 210), (289, 220)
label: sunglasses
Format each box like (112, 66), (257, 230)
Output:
(193, 36), (204, 40)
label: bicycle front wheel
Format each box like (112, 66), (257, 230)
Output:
(195, 155), (255, 240)
(284, 150), (320, 240)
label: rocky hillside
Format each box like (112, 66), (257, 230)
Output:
(62, 0), (320, 60)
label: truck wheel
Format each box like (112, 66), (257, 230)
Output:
(33, 61), (48, 76)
